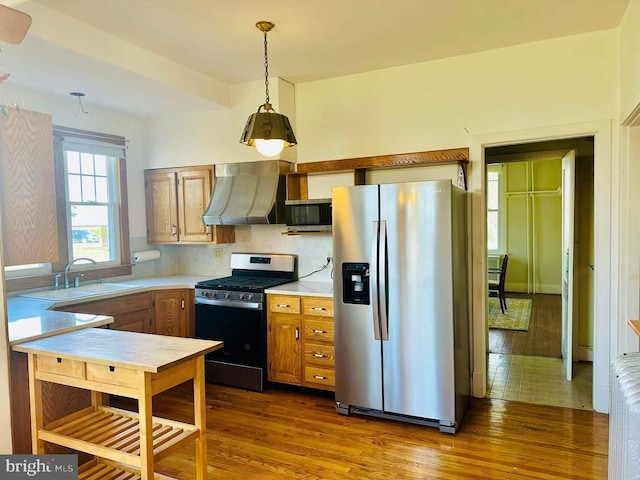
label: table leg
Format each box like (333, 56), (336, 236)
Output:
(138, 371), (154, 479)
(27, 353), (44, 454)
(194, 355), (208, 480)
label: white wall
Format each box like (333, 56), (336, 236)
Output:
(619, 0), (640, 356)
(295, 31), (617, 163)
(620, 0), (640, 122)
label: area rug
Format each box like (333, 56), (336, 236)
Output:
(488, 297), (532, 331)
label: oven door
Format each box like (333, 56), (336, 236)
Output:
(194, 301), (266, 390)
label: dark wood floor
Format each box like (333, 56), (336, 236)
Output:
(489, 293), (562, 357)
(118, 382), (609, 479)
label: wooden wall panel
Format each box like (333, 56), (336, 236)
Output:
(0, 108), (57, 265)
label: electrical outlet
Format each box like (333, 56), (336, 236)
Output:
(213, 248), (223, 259)
(326, 250), (332, 259)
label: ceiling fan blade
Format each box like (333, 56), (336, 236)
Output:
(0, 4), (32, 44)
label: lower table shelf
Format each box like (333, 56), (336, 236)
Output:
(78, 458), (175, 480)
(42, 406), (199, 467)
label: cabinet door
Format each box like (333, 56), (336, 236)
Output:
(145, 170), (179, 243)
(154, 289), (188, 337)
(0, 108), (58, 265)
(177, 168), (212, 242)
(114, 310), (153, 333)
(267, 313), (302, 385)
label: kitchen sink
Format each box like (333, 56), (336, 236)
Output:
(75, 283), (141, 294)
(22, 283), (141, 301)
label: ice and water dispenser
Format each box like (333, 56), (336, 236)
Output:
(342, 263), (370, 305)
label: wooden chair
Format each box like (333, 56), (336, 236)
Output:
(488, 254), (509, 314)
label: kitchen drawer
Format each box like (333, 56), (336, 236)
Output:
(269, 295), (301, 314)
(85, 362), (138, 389)
(302, 297), (334, 317)
(304, 318), (334, 343)
(304, 366), (335, 389)
(36, 355), (84, 379)
(304, 343), (335, 368)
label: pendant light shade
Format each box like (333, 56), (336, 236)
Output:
(240, 21), (297, 157)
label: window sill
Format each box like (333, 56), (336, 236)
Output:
(5, 265), (132, 293)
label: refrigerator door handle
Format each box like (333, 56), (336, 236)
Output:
(379, 220), (389, 341)
(371, 220), (381, 340)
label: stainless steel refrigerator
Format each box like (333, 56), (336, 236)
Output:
(332, 179), (470, 433)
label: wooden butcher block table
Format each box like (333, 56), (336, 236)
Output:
(13, 328), (223, 480)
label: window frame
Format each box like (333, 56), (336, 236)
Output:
(486, 164), (505, 254)
(5, 127), (131, 292)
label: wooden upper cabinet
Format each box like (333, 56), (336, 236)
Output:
(0, 108), (58, 266)
(144, 166), (234, 244)
(177, 169), (212, 242)
(145, 170), (179, 243)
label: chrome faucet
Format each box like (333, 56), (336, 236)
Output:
(63, 257), (97, 288)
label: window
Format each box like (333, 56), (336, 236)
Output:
(65, 150), (120, 264)
(486, 165), (503, 253)
(54, 127), (131, 279)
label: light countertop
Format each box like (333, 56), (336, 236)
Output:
(265, 281), (334, 298)
(8, 274), (210, 345)
(8, 309), (114, 346)
(13, 328), (223, 372)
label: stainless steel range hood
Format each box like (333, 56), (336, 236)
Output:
(202, 160), (293, 225)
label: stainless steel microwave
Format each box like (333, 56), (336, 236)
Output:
(285, 198), (332, 232)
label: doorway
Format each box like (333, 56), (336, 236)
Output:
(484, 137), (595, 410)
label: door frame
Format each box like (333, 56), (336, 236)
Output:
(469, 120), (614, 413)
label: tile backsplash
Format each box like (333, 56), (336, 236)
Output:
(127, 225), (334, 283)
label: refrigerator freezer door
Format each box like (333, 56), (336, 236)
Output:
(380, 181), (457, 422)
(333, 184), (383, 411)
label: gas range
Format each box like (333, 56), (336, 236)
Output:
(194, 253), (297, 391)
(195, 253), (298, 309)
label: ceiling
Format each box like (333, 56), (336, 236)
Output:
(0, 0), (631, 117)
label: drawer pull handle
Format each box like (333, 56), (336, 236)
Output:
(277, 304), (291, 308)
(312, 307), (326, 311)
(313, 353), (326, 358)
(56, 357), (62, 364)
(314, 375), (327, 380)
(109, 366), (115, 372)
(313, 329), (326, 334)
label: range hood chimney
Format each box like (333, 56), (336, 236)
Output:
(202, 160), (293, 225)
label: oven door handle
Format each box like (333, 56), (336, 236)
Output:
(195, 297), (263, 310)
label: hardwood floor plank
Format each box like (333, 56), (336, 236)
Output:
(111, 383), (609, 479)
(489, 294), (562, 357)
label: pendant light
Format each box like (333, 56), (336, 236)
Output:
(239, 21), (297, 157)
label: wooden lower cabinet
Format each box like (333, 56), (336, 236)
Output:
(267, 294), (335, 392)
(55, 289), (195, 337)
(153, 289), (193, 337)
(268, 313), (302, 384)
(58, 292), (154, 333)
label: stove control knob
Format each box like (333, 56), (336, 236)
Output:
(246, 293), (253, 301)
(238, 293), (245, 300)
(211, 291), (217, 298)
(224, 292), (231, 299)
